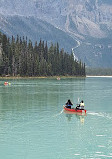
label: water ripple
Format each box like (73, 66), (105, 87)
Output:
(87, 111), (112, 120)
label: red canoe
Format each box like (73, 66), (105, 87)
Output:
(63, 106), (86, 113)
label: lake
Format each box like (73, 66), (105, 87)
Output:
(0, 77), (112, 159)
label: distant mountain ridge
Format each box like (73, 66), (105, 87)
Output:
(0, 14), (77, 52)
(0, 0), (112, 67)
(0, 0), (112, 38)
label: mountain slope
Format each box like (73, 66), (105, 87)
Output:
(0, 15), (77, 52)
(0, 0), (111, 38)
(0, 0), (112, 67)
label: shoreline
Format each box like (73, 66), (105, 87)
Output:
(0, 76), (86, 79)
(1, 75), (112, 79)
(86, 75), (112, 77)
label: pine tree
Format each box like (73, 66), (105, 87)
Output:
(0, 32), (86, 77)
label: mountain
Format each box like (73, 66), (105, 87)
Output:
(0, 0), (112, 67)
(0, 14), (77, 52)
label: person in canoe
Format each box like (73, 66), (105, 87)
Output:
(76, 100), (85, 110)
(65, 99), (73, 109)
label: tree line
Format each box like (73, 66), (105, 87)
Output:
(0, 32), (86, 77)
(86, 67), (112, 76)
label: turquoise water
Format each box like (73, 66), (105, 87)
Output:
(0, 77), (112, 159)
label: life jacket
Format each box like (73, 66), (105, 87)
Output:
(80, 102), (84, 106)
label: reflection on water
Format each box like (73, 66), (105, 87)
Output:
(79, 116), (85, 124)
(65, 114), (73, 121)
(64, 110), (86, 124)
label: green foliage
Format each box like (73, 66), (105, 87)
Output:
(86, 67), (112, 76)
(0, 32), (86, 77)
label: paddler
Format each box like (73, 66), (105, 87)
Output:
(76, 100), (85, 110)
(80, 100), (85, 110)
(65, 99), (73, 109)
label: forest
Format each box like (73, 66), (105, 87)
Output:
(0, 32), (86, 77)
(86, 67), (112, 76)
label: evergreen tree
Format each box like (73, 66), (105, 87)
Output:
(0, 32), (86, 77)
